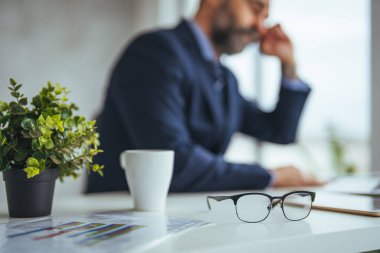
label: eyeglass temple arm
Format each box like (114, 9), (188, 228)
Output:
(206, 196), (232, 210)
(272, 192), (316, 208)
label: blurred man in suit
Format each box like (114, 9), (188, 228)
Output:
(86, 0), (322, 193)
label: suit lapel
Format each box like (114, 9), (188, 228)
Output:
(200, 60), (225, 126)
(174, 20), (225, 127)
(222, 67), (238, 139)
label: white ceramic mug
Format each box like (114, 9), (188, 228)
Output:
(120, 150), (174, 212)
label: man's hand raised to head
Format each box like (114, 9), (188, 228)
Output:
(260, 24), (294, 64)
(260, 24), (298, 79)
(270, 166), (325, 188)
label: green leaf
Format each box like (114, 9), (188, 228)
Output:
(2, 145), (11, 156)
(37, 114), (45, 125)
(14, 150), (28, 162)
(47, 81), (53, 90)
(32, 139), (41, 150)
(61, 147), (72, 155)
(0, 135), (6, 146)
(55, 86), (62, 95)
(32, 151), (45, 160)
(63, 118), (74, 129)
(45, 116), (54, 128)
(11, 91), (20, 98)
(9, 78), (17, 86)
(39, 159), (46, 171)
(42, 96), (51, 104)
(21, 118), (35, 130)
(78, 116), (86, 123)
(61, 108), (70, 120)
(27, 157), (39, 167)
(71, 159), (82, 167)
(23, 167), (40, 178)
(21, 130), (31, 138)
(29, 128), (42, 138)
(19, 97), (27, 106)
(0, 101), (8, 111)
(14, 84), (22, 91)
(9, 102), (24, 113)
(0, 114), (10, 125)
(44, 139), (54, 149)
(40, 128), (52, 138)
(56, 121), (64, 132)
(71, 172), (79, 179)
(50, 155), (61, 165)
(92, 164), (104, 176)
(32, 96), (42, 107)
(88, 120), (96, 127)
(85, 156), (92, 163)
(38, 136), (47, 145)
(51, 114), (61, 122)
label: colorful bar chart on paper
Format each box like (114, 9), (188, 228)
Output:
(1, 214), (210, 253)
(77, 225), (144, 246)
(7, 221), (143, 244)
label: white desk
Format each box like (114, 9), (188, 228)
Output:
(1, 189), (380, 253)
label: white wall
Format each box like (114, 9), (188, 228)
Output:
(0, 0), (132, 119)
(0, 0), (132, 200)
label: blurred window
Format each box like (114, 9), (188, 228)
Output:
(221, 0), (370, 174)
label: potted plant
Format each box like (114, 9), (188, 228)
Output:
(0, 78), (104, 218)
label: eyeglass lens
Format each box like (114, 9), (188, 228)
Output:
(283, 192), (313, 221)
(235, 194), (272, 222)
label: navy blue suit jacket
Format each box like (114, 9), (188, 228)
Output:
(85, 21), (310, 193)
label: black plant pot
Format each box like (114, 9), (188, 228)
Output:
(3, 168), (59, 218)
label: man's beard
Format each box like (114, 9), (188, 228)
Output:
(211, 26), (260, 55)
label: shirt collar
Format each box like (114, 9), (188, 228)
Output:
(186, 19), (216, 62)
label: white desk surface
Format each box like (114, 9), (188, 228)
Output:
(1, 188), (380, 253)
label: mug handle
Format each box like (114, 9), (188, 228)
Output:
(120, 151), (127, 169)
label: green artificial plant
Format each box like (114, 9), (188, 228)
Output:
(0, 78), (104, 180)
(328, 127), (357, 175)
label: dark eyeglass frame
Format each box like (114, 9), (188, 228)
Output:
(207, 191), (316, 223)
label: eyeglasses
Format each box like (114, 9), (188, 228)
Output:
(206, 191), (316, 223)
